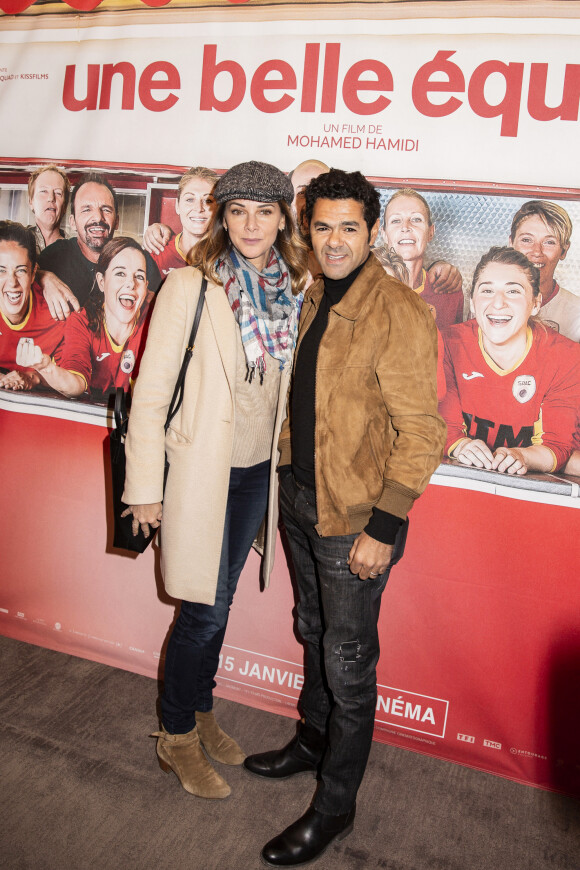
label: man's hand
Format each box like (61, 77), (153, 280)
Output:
(347, 531), (393, 580)
(142, 223), (172, 256)
(37, 270), (80, 321)
(427, 261), (463, 295)
(121, 502), (163, 539)
(0, 369), (40, 391)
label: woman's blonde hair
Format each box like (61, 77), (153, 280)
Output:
(178, 166), (219, 199)
(190, 200), (309, 296)
(384, 188), (433, 227)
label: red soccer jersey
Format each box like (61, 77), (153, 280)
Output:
(59, 304), (150, 398)
(416, 269), (464, 330)
(151, 233), (189, 276)
(439, 319), (580, 470)
(0, 281), (65, 372)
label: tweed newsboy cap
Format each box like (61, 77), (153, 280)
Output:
(214, 160), (294, 206)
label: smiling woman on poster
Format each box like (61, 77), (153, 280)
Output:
(17, 236), (150, 399)
(440, 246), (580, 476)
(147, 166), (219, 275)
(121, 161), (308, 800)
(382, 188), (464, 328)
(0, 222), (66, 391)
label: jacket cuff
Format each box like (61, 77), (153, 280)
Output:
(375, 479), (418, 520)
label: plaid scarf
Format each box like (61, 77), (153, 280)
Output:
(217, 245), (300, 378)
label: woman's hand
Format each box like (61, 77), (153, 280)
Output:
(491, 447), (528, 475)
(15, 338), (84, 397)
(121, 503), (163, 538)
(453, 438), (494, 469)
(0, 369), (41, 391)
(492, 445), (555, 476)
(16, 338), (51, 372)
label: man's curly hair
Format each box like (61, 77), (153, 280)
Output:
(304, 169), (380, 239)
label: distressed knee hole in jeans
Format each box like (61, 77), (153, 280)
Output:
(338, 640), (361, 663)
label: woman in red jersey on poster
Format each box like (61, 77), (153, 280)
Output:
(439, 247), (580, 476)
(17, 236), (150, 401)
(382, 188), (464, 329)
(0, 222), (66, 391)
(145, 166), (219, 275)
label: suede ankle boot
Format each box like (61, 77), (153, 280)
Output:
(195, 710), (246, 765)
(152, 725), (231, 799)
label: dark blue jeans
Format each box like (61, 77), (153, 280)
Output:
(161, 460), (270, 734)
(279, 470), (408, 815)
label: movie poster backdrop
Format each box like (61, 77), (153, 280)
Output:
(1, 2), (580, 796)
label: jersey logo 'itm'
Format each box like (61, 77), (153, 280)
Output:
(461, 412), (537, 451)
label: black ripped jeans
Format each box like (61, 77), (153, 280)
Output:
(279, 470), (408, 815)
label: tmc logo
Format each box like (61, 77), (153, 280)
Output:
(457, 733), (475, 743)
(483, 739), (502, 750)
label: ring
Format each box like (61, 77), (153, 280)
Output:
(369, 571), (378, 577)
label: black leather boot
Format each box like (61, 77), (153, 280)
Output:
(244, 721), (325, 779)
(260, 804), (356, 866)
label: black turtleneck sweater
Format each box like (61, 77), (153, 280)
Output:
(288, 256), (403, 545)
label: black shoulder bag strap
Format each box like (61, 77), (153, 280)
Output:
(164, 276), (208, 433)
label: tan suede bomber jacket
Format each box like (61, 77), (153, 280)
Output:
(278, 254), (447, 537)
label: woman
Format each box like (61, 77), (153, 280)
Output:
(19, 236), (150, 400)
(146, 166), (218, 274)
(122, 161), (308, 799)
(439, 246), (580, 475)
(382, 188), (464, 328)
(509, 199), (579, 341)
(0, 221), (66, 391)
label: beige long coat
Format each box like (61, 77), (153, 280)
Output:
(123, 266), (290, 605)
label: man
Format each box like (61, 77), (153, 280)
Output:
(289, 159), (330, 230)
(38, 172), (161, 316)
(509, 199), (579, 341)
(244, 169), (446, 866)
(27, 163), (70, 253)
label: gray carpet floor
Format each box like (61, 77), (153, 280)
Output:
(1, 634), (578, 870)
